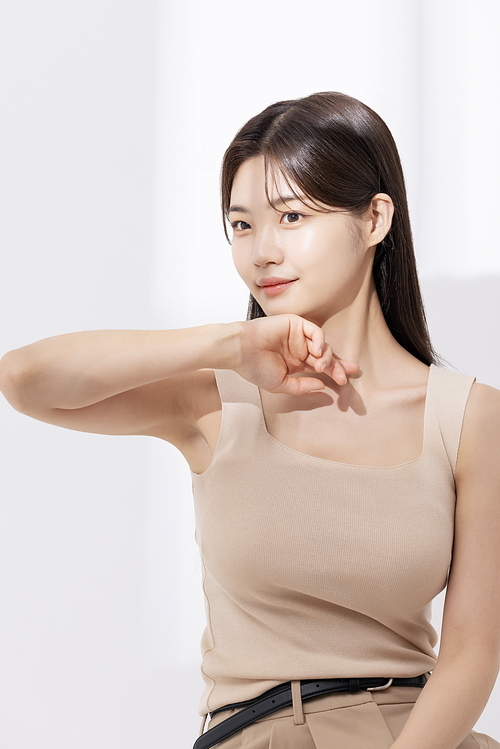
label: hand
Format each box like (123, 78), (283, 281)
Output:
(233, 314), (359, 395)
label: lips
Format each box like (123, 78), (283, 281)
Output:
(258, 278), (298, 297)
(257, 276), (298, 287)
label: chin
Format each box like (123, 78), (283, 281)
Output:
(260, 302), (299, 317)
(260, 297), (310, 316)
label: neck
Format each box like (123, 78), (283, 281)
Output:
(308, 276), (416, 387)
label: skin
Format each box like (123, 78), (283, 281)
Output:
(228, 155), (500, 749)
(1, 154), (500, 749)
(230, 154), (391, 341)
(228, 155), (432, 468)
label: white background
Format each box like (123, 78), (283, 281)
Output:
(0, 1), (499, 747)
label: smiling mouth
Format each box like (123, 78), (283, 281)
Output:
(260, 279), (297, 296)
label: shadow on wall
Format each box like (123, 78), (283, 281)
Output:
(420, 275), (500, 388)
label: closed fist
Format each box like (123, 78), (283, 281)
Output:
(233, 314), (358, 395)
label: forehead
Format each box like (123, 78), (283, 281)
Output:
(230, 155), (302, 209)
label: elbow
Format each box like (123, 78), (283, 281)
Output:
(0, 350), (36, 413)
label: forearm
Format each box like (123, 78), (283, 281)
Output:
(391, 648), (498, 749)
(0, 323), (241, 411)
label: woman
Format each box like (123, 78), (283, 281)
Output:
(1, 92), (499, 749)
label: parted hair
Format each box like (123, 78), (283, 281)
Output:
(220, 91), (441, 366)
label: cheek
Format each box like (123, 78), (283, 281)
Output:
(289, 227), (337, 270)
(297, 230), (361, 287)
(231, 245), (251, 283)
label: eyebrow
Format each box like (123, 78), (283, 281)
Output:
(228, 195), (302, 214)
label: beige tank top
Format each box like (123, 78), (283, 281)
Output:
(191, 363), (476, 717)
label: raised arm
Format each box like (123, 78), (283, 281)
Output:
(0, 324), (241, 439)
(0, 315), (357, 448)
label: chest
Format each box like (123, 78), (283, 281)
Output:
(194, 445), (455, 612)
(258, 383), (427, 468)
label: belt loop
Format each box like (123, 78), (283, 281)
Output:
(199, 713), (209, 736)
(291, 680), (305, 725)
(348, 678), (360, 693)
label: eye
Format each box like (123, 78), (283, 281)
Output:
(281, 212), (303, 224)
(231, 220), (251, 231)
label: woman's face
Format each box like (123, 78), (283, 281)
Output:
(229, 155), (375, 328)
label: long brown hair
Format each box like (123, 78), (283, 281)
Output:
(220, 91), (442, 366)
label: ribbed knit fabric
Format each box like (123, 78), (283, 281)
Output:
(191, 363), (476, 718)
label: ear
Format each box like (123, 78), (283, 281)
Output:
(363, 193), (394, 247)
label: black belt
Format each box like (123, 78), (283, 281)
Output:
(193, 674), (428, 749)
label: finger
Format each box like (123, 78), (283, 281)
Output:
(321, 358), (351, 384)
(288, 376), (326, 395)
(331, 360), (348, 385)
(303, 351), (330, 373)
(313, 343), (334, 373)
(320, 354), (359, 374)
(288, 319), (310, 364)
(274, 374), (325, 396)
(338, 359), (360, 374)
(302, 319), (325, 358)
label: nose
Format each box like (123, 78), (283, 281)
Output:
(251, 225), (284, 267)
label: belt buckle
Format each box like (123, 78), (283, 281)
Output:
(366, 678), (393, 691)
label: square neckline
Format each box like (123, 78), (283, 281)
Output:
(255, 364), (435, 470)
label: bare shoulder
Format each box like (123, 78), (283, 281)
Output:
(456, 380), (500, 481)
(460, 380), (500, 443)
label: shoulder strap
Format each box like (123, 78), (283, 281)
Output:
(427, 365), (476, 474)
(213, 368), (261, 407)
(214, 366), (476, 475)
(212, 369), (264, 453)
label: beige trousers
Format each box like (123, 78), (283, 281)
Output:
(200, 678), (500, 749)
